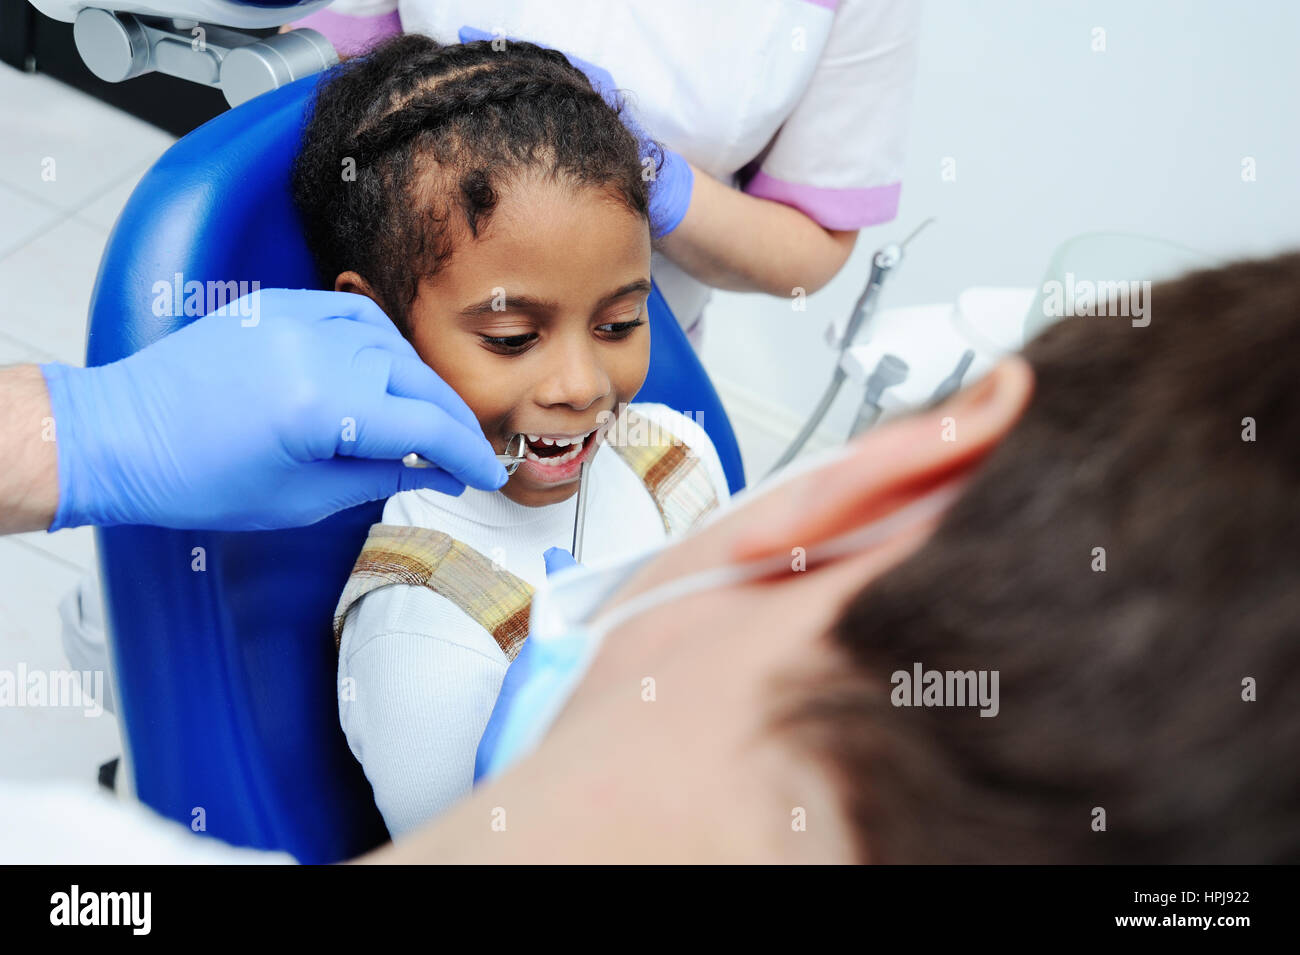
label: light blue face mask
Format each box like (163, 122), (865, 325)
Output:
(473, 471), (962, 783)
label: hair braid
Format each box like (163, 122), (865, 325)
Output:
(350, 69), (606, 168)
(291, 35), (650, 336)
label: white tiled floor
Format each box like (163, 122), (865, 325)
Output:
(0, 64), (176, 784)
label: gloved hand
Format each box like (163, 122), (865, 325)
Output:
(458, 25), (694, 238)
(542, 545), (580, 576)
(474, 543), (584, 781)
(40, 288), (507, 531)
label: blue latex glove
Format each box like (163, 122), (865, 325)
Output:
(542, 545), (580, 576)
(40, 288), (508, 531)
(474, 545), (582, 781)
(458, 25), (694, 238)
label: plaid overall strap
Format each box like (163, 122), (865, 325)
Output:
(332, 524), (535, 662)
(606, 407), (721, 536)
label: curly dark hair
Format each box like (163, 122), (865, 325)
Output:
(291, 34), (655, 335)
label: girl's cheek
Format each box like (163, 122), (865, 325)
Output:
(614, 341), (651, 399)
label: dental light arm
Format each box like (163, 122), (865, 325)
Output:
(27, 0), (338, 106)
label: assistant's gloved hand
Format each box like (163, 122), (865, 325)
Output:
(458, 25), (694, 238)
(40, 288), (508, 531)
(542, 545), (580, 576)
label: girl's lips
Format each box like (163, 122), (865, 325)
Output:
(516, 428), (601, 486)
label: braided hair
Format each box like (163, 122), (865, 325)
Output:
(291, 34), (656, 335)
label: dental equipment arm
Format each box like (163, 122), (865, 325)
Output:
(27, 0), (339, 106)
(766, 218), (935, 476)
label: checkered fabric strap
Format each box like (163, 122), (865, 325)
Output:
(605, 407), (720, 536)
(332, 409), (719, 657)
(332, 524), (534, 661)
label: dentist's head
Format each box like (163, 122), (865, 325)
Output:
(378, 252), (1300, 865)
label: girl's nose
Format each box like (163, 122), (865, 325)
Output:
(536, 335), (611, 411)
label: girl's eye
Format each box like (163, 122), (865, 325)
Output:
(598, 318), (646, 339)
(480, 332), (538, 354)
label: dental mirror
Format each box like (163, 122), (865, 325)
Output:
(402, 432), (528, 475)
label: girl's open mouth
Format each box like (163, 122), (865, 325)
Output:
(517, 428), (601, 485)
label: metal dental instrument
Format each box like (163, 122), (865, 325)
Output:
(570, 459), (591, 562)
(928, 348), (976, 406)
(848, 354), (910, 437)
(404, 432), (591, 561)
(402, 432), (528, 475)
(766, 217), (936, 478)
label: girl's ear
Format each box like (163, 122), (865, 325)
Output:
(729, 356), (1035, 562)
(334, 270), (378, 300)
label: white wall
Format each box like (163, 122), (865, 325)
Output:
(701, 0), (1300, 478)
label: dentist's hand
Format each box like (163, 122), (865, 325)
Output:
(40, 288), (508, 531)
(458, 25), (694, 238)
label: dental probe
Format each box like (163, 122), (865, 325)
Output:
(570, 460), (591, 563)
(402, 432), (528, 475)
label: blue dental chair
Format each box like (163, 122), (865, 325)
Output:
(86, 74), (746, 864)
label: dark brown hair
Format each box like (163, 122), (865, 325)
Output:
(777, 251), (1300, 863)
(291, 34), (653, 336)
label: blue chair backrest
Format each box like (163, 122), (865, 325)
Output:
(87, 74), (745, 864)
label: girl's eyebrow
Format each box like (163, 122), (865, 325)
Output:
(597, 279), (653, 304)
(457, 279), (652, 319)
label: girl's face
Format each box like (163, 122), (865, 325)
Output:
(345, 171), (652, 508)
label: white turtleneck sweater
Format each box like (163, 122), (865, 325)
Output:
(337, 402), (729, 837)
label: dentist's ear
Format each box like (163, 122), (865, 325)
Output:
(731, 356), (1035, 562)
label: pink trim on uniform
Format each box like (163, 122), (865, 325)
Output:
(745, 172), (902, 229)
(800, 0), (840, 10)
(289, 9), (402, 57)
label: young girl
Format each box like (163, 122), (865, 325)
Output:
(291, 35), (730, 837)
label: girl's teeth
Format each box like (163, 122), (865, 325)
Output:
(525, 438), (585, 467)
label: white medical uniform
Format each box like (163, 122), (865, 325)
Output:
(292, 0), (922, 346)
